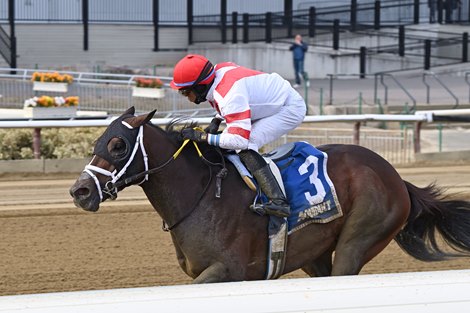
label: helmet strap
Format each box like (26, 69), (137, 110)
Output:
(190, 61), (215, 104)
(193, 80), (214, 104)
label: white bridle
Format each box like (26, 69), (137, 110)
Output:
(83, 122), (149, 201)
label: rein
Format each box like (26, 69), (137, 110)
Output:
(84, 124), (227, 231)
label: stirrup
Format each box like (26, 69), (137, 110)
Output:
(250, 200), (290, 218)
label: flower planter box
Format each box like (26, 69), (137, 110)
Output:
(132, 87), (165, 99)
(33, 82), (68, 93)
(24, 106), (77, 119)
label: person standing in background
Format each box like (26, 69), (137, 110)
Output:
(289, 34), (308, 88)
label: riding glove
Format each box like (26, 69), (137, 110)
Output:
(182, 128), (208, 143)
(204, 117), (223, 134)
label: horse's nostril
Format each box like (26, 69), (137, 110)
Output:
(70, 187), (90, 198)
(76, 187), (90, 197)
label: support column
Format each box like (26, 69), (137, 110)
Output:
(221, 0), (227, 44)
(82, 0), (89, 51)
(152, 0), (159, 51)
(187, 0), (193, 45)
(8, 0), (16, 69)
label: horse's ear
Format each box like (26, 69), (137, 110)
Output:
(124, 107), (135, 116)
(144, 110), (157, 123)
(123, 110), (156, 128)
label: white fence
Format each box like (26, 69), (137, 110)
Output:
(1, 270), (470, 313)
(0, 113), (427, 164)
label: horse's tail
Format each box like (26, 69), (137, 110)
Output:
(395, 180), (470, 261)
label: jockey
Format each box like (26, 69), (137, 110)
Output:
(170, 54), (306, 218)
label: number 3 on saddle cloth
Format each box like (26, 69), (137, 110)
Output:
(228, 141), (343, 233)
(268, 141), (343, 233)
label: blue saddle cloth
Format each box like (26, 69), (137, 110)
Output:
(271, 142), (343, 233)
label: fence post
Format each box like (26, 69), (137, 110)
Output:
(152, 0), (159, 51)
(437, 0), (443, 24)
(350, 0), (357, 32)
(413, 0), (420, 24)
(285, 0), (293, 37)
(8, 0), (16, 70)
(398, 25), (405, 57)
(232, 12), (238, 44)
(333, 19), (340, 50)
(424, 39), (431, 70)
(463, 32), (468, 62)
(353, 122), (361, 145)
(221, 0), (227, 44)
(33, 128), (41, 159)
(82, 0), (89, 50)
(265, 12), (272, 43)
(360, 46), (366, 78)
(243, 13), (249, 43)
(374, 0), (380, 30)
(308, 7), (316, 38)
(413, 121), (422, 153)
(187, 0), (193, 45)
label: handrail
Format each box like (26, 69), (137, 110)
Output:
(376, 73), (417, 112)
(327, 73), (375, 105)
(423, 71), (459, 109)
(464, 72), (470, 103)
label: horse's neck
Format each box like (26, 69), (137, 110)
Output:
(140, 127), (208, 227)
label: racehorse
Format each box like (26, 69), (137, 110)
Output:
(70, 107), (470, 283)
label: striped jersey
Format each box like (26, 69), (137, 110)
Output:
(206, 62), (292, 150)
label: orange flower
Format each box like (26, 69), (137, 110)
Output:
(31, 72), (74, 84)
(65, 96), (79, 107)
(135, 77), (163, 88)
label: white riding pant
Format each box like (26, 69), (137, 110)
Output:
(247, 89), (306, 151)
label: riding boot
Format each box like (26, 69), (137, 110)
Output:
(238, 150), (290, 218)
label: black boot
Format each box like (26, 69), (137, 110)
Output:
(239, 150), (290, 218)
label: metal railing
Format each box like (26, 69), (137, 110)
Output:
(0, 68), (214, 117)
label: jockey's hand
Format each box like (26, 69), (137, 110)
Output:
(204, 117), (222, 134)
(182, 128), (207, 143)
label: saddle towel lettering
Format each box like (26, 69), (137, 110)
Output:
(271, 142), (343, 233)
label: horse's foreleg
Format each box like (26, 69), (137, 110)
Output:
(301, 250), (333, 277)
(192, 262), (232, 284)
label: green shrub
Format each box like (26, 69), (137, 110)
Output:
(0, 127), (105, 160)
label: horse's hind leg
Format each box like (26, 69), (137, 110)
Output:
(301, 250), (333, 277)
(331, 191), (408, 276)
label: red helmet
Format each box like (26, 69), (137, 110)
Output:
(170, 54), (215, 90)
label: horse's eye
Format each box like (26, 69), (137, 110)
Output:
(108, 138), (127, 158)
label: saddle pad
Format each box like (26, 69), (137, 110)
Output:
(273, 142), (343, 234)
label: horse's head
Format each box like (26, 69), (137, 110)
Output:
(69, 107), (156, 212)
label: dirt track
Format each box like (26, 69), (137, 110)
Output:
(1, 165), (470, 296)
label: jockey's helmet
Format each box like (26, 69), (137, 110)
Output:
(170, 54), (215, 104)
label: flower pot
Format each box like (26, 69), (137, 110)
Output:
(33, 82), (68, 93)
(132, 87), (165, 99)
(24, 106), (77, 119)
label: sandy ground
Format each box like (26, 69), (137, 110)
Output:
(1, 165), (470, 296)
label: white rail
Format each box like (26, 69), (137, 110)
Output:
(1, 270), (469, 313)
(0, 114), (428, 128)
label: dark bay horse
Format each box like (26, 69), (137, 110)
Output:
(70, 107), (470, 283)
